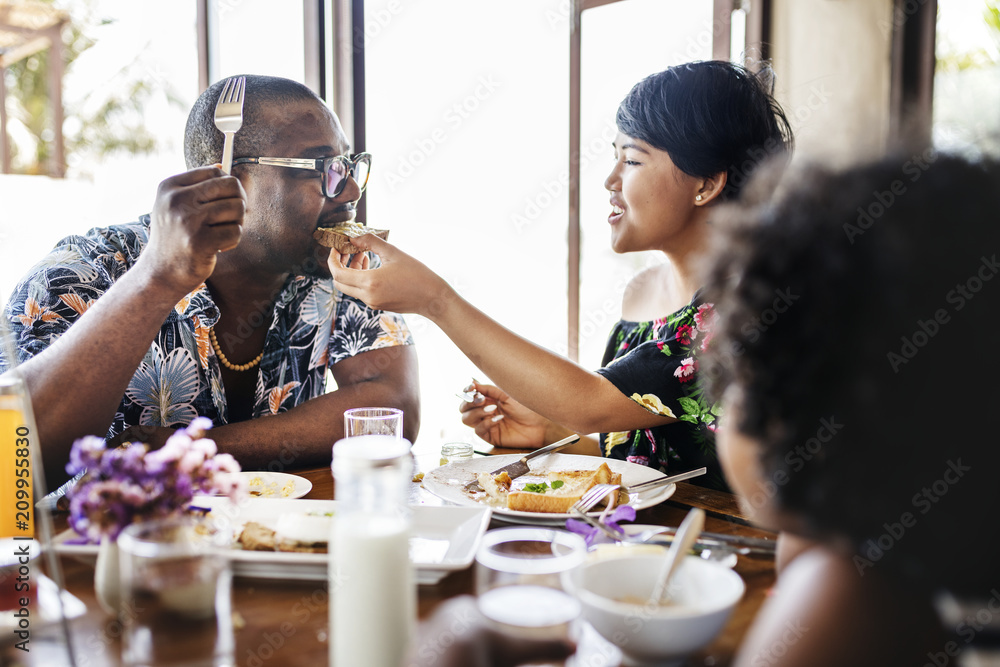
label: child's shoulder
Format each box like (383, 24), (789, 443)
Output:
(734, 546), (943, 667)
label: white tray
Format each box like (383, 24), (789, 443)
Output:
(52, 497), (491, 585)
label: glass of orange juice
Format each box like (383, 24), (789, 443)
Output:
(0, 376), (33, 539)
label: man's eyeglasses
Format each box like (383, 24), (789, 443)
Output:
(231, 153), (371, 198)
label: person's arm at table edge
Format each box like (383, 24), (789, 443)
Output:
(205, 344), (420, 469)
(13, 267), (207, 492)
(9, 168), (244, 490)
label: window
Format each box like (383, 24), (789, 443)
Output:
(933, 0), (1000, 155)
(365, 0), (728, 442)
(0, 0), (199, 304)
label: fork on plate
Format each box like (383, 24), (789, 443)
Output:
(571, 483), (621, 515)
(569, 483), (776, 557)
(214, 76), (246, 174)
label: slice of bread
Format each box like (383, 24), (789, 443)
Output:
(506, 462), (620, 513)
(477, 470), (513, 501)
(313, 222), (389, 253)
(238, 521), (276, 551)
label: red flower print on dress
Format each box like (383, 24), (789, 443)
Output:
(674, 357), (698, 383)
(676, 324), (695, 345)
(699, 329), (715, 352)
(694, 303), (717, 333)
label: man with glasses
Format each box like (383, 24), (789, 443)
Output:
(0, 75), (419, 490)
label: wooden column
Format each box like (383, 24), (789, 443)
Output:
(351, 0), (366, 222)
(713, 0), (734, 62)
(303, 0), (326, 98)
(0, 64), (10, 174)
(46, 21), (65, 178)
(890, 0), (937, 146)
(567, 0), (582, 363)
(745, 0), (772, 63)
(197, 0), (210, 91)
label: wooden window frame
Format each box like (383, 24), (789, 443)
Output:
(889, 0), (937, 146)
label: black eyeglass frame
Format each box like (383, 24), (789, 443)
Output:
(231, 152), (372, 198)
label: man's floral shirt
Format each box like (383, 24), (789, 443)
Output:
(0, 217), (414, 440)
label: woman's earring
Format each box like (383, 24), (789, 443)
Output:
(695, 194), (704, 202)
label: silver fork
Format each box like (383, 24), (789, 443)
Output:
(214, 76), (246, 174)
(569, 503), (775, 557)
(571, 483), (621, 514)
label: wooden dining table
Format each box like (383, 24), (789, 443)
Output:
(7, 445), (778, 666)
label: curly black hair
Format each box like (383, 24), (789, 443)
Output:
(616, 60), (793, 202)
(702, 152), (1000, 594)
(184, 75), (330, 169)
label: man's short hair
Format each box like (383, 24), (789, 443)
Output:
(184, 75), (328, 169)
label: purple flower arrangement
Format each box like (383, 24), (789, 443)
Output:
(566, 504), (637, 547)
(65, 418), (245, 542)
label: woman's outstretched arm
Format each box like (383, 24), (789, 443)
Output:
(331, 234), (674, 435)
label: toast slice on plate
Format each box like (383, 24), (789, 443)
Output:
(506, 462), (623, 513)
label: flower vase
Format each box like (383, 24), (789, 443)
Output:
(94, 537), (122, 615)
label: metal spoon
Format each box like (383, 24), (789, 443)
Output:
(648, 508), (705, 605)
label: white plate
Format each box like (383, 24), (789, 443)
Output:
(51, 497), (491, 585)
(240, 471), (312, 499)
(421, 453), (676, 525)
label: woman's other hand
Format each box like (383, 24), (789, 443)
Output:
(459, 381), (552, 448)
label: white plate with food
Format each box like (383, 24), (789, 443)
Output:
(240, 471), (312, 499)
(421, 453), (676, 525)
(51, 497), (491, 585)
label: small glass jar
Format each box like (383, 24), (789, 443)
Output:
(439, 441), (474, 466)
(330, 435), (415, 667)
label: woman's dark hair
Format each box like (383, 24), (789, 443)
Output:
(702, 152), (1000, 594)
(616, 60), (793, 202)
(184, 75), (327, 169)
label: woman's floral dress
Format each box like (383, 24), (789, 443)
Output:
(595, 294), (728, 491)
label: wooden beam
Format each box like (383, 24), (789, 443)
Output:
(568, 0), (582, 363)
(331, 0), (354, 133)
(713, 0), (733, 62)
(303, 0), (325, 98)
(0, 35), (49, 68)
(890, 0), (937, 146)
(46, 21), (64, 177)
(0, 63), (10, 174)
(580, 0), (621, 10)
(196, 0), (209, 91)
(744, 0), (772, 63)
(352, 0), (366, 222)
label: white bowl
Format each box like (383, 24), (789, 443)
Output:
(566, 554), (745, 666)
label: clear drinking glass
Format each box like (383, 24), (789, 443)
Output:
(475, 527), (587, 643)
(343, 407), (403, 438)
(118, 517), (233, 667)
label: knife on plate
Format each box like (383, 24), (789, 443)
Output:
(463, 434), (581, 492)
(622, 466), (708, 494)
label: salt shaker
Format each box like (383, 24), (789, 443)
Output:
(329, 435), (415, 667)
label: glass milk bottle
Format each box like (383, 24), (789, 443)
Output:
(330, 435), (415, 667)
